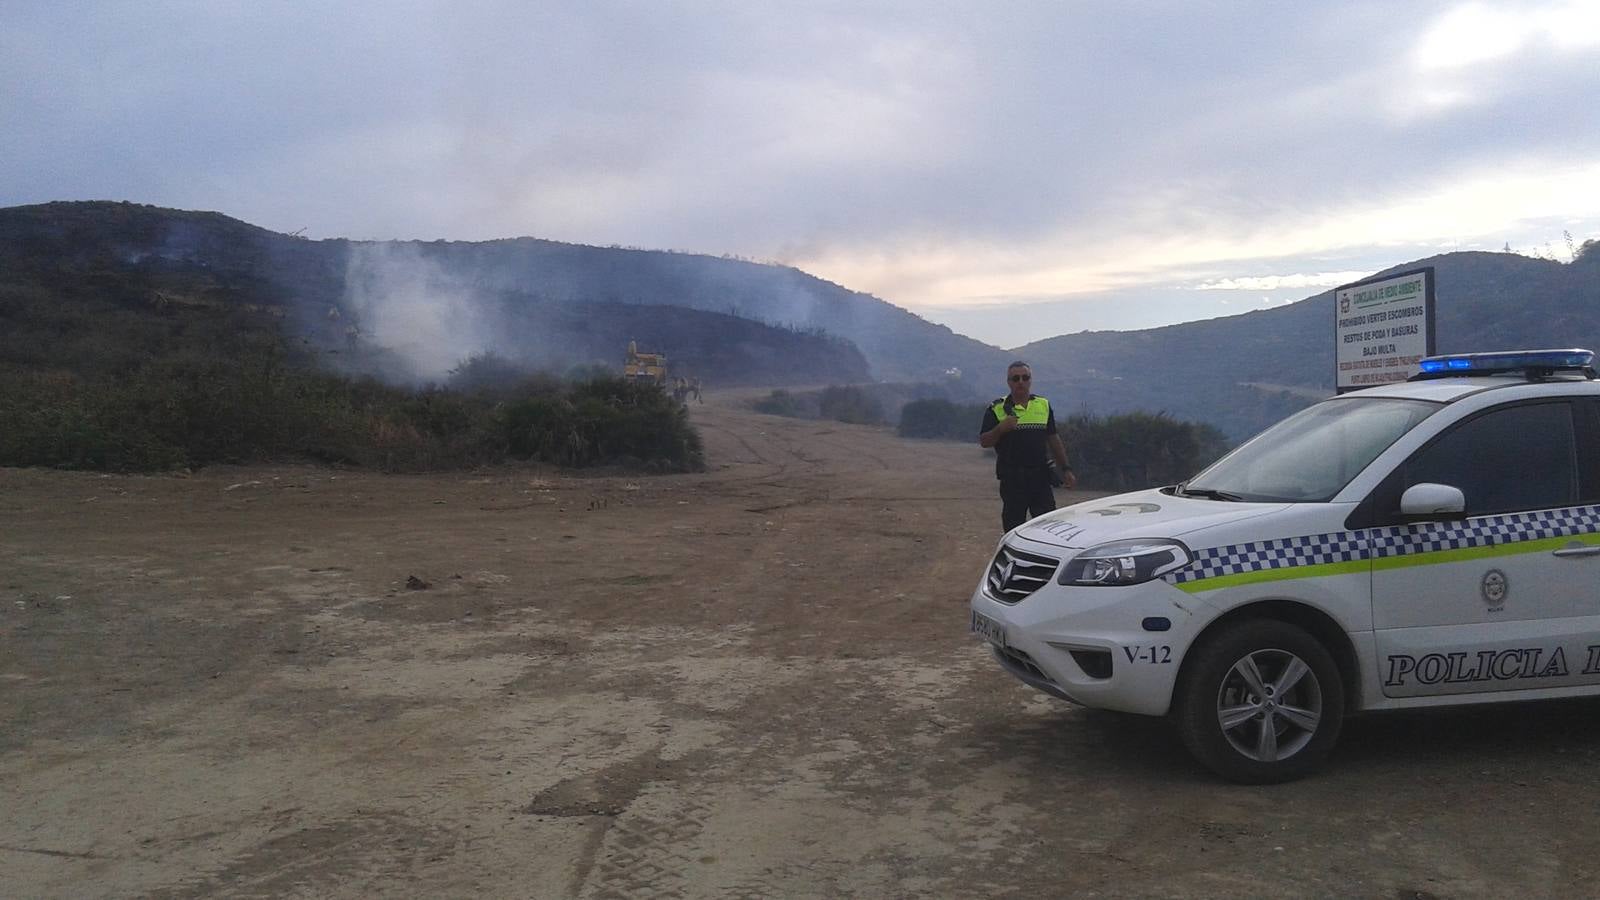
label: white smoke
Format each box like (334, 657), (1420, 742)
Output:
(340, 243), (496, 382)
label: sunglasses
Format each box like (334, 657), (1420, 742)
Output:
(1008, 374), (1031, 382)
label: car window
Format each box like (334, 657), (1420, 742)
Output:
(1400, 401), (1577, 515)
(1578, 397), (1600, 504)
(1186, 397), (1439, 502)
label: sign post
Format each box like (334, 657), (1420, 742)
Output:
(1334, 266), (1435, 393)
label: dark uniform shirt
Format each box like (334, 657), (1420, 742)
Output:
(980, 394), (1057, 477)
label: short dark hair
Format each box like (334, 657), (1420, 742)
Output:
(1007, 360), (1030, 371)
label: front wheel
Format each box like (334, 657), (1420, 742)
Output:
(1171, 619), (1344, 784)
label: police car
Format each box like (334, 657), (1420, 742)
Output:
(970, 349), (1600, 782)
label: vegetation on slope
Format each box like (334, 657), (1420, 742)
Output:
(0, 201), (937, 387)
(752, 386), (886, 424)
(752, 389), (1226, 491)
(898, 397), (1228, 491)
(1019, 242), (1600, 440)
(0, 281), (701, 473)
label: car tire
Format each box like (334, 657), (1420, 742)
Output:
(1172, 619), (1344, 784)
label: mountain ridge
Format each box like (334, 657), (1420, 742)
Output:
(0, 200), (1009, 388)
(1017, 248), (1600, 437)
(5, 200), (1598, 439)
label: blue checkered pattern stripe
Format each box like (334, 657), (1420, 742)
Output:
(1161, 504), (1600, 586)
(1164, 531), (1364, 585)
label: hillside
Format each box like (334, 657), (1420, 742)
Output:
(387, 236), (1014, 386)
(7, 201), (1599, 442)
(0, 201), (1005, 389)
(1018, 248), (1600, 439)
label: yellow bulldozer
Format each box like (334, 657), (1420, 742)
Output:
(623, 341), (667, 385)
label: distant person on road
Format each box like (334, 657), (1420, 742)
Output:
(691, 376), (702, 403)
(979, 360), (1075, 532)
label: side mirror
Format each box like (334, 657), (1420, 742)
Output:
(1399, 482), (1467, 521)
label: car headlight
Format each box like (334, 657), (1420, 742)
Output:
(1058, 539), (1192, 586)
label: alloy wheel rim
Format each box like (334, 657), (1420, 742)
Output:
(1215, 647), (1323, 762)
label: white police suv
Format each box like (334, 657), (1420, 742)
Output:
(970, 349), (1600, 782)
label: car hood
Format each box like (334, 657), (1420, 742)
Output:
(1012, 488), (1292, 551)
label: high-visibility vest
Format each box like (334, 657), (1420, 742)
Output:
(990, 395), (1051, 430)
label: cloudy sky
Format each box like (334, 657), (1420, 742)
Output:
(5, 1), (1600, 345)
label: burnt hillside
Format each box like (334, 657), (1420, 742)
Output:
(0, 201), (997, 387)
(10, 201), (1597, 442)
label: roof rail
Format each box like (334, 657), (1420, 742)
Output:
(1410, 349), (1597, 382)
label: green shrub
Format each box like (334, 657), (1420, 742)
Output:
(817, 385), (883, 425)
(753, 385), (884, 424)
(0, 284), (702, 473)
(1060, 411), (1231, 491)
(898, 398), (984, 440)
(500, 376), (701, 471)
(889, 394), (1232, 492)
(753, 389), (806, 417)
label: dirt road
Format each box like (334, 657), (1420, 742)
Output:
(6, 391), (1600, 898)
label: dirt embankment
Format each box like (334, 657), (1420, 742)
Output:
(5, 391), (1600, 898)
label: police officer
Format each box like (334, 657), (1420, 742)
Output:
(979, 361), (1076, 531)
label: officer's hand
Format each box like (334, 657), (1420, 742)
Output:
(1000, 415), (1018, 429)
(1062, 470), (1078, 490)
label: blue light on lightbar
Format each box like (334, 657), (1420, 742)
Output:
(1417, 349), (1594, 375)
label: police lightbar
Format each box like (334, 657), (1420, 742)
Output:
(1412, 349), (1596, 381)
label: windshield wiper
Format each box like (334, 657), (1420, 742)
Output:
(1176, 483), (1243, 501)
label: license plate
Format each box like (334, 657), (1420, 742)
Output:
(970, 609), (1007, 649)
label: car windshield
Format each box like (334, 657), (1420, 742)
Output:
(1182, 396), (1441, 502)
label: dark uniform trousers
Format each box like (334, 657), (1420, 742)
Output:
(999, 465), (1056, 532)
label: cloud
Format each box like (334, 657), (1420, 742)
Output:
(1416, 1), (1600, 71)
(1195, 273), (1372, 292)
(796, 156), (1600, 312)
(3, 1), (1599, 334)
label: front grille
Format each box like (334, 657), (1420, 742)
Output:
(986, 544), (1060, 603)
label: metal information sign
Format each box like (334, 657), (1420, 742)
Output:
(1334, 266), (1435, 393)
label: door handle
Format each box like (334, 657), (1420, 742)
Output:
(1552, 544), (1600, 558)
